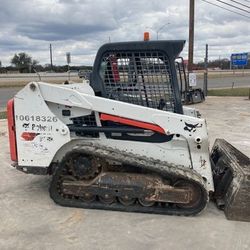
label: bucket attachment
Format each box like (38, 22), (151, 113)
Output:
(211, 139), (250, 222)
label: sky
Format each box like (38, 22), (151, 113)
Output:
(0, 0), (249, 66)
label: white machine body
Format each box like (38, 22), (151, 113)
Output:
(11, 81), (214, 192)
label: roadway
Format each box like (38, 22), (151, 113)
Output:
(0, 87), (21, 111)
(196, 75), (250, 89)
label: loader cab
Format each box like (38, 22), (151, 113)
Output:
(90, 40), (185, 114)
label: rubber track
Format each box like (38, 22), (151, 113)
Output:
(50, 142), (209, 216)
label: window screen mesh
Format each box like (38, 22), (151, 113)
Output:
(100, 51), (175, 112)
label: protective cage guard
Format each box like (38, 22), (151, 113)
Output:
(90, 40), (185, 114)
(211, 139), (250, 222)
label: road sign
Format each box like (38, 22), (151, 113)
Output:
(189, 73), (197, 87)
(231, 53), (248, 66)
(66, 52), (71, 64)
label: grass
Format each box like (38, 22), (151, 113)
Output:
(208, 87), (250, 97)
(0, 76), (82, 88)
(0, 111), (7, 119)
(0, 80), (60, 88)
(0, 83), (27, 88)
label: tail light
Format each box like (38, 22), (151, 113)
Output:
(7, 99), (17, 161)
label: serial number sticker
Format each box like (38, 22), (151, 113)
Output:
(16, 115), (58, 123)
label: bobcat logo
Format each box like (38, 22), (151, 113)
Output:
(22, 123), (30, 129)
(184, 122), (202, 132)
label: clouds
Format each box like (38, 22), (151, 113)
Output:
(0, 0), (249, 66)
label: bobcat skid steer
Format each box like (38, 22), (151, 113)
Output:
(7, 40), (250, 221)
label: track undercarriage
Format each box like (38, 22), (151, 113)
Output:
(50, 143), (208, 216)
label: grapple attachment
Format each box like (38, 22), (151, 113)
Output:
(211, 139), (250, 222)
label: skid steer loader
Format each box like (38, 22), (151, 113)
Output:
(7, 40), (250, 221)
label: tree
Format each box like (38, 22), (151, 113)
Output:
(196, 58), (231, 70)
(11, 52), (39, 73)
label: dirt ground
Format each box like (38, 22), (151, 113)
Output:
(0, 96), (250, 250)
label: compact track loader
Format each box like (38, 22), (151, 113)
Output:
(7, 40), (250, 221)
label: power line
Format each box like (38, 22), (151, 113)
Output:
(214, 0), (250, 13)
(200, 0), (250, 19)
(230, 0), (250, 9)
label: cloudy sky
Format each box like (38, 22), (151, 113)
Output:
(0, 0), (249, 66)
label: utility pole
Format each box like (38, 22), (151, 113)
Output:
(188, 0), (195, 73)
(49, 43), (53, 72)
(204, 44), (208, 96)
(66, 52), (71, 80)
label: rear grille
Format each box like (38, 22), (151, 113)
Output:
(70, 113), (99, 138)
(100, 51), (175, 112)
(71, 113), (97, 127)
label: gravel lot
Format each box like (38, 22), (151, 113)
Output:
(0, 96), (250, 250)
